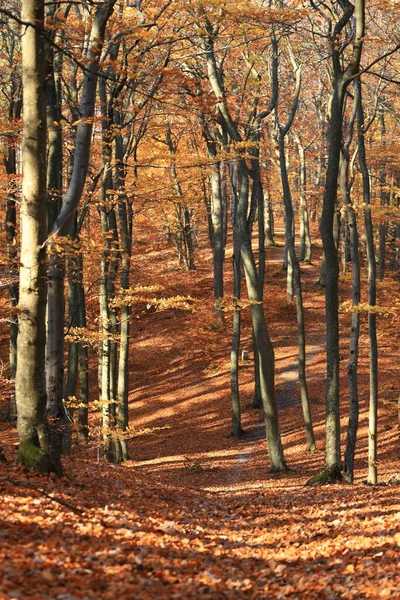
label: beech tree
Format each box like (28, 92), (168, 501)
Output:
(16, 0), (61, 473)
(0, 0), (398, 479)
(316, 0), (365, 480)
(195, 6), (287, 470)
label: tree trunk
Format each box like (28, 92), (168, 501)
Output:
(237, 159), (287, 472)
(209, 152), (225, 313)
(278, 132), (316, 452)
(45, 16), (65, 436)
(356, 79), (378, 485)
(4, 96), (21, 421)
(318, 0), (364, 476)
(340, 99), (361, 483)
(115, 128), (132, 463)
(264, 190), (275, 246)
(320, 82), (344, 471)
(295, 135), (312, 263)
(16, 0), (61, 474)
(230, 249), (243, 438)
(250, 142), (265, 410)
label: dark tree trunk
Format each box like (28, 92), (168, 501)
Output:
(356, 79), (378, 485)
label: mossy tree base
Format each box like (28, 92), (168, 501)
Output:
(17, 442), (63, 476)
(305, 465), (343, 486)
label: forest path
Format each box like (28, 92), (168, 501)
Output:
(224, 236), (326, 489)
(129, 225), (330, 492)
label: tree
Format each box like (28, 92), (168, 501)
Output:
(318, 0), (364, 478)
(16, 0), (61, 474)
(196, 8), (287, 471)
(0, 11), (21, 421)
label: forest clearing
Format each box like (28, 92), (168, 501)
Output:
(1, 0), (400, 597)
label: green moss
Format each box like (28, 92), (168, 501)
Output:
(305, 465), (343, 486)
(17, 441), (63, 476)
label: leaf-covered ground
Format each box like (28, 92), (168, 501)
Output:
(0, 224), (399, 599)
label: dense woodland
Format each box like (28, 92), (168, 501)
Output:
(0, 0), (399, 597)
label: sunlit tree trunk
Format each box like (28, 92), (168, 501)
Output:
(115, 122), (132, 463)
(237, 159), (287, 471)
(16, 0), (61, 474)
(294, 134), (312, 263)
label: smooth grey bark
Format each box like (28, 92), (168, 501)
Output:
(276, 51), (316, 451)
(294, 133), (312, 263)
(114, 119), (132, 463)
(229, 162), (243, 437)
(249, 136), (265, 411)
(377, 109), (389, 281)
(45, 18), (65, 434)
(4, 87), (21, 421)
(230, 242), (243, 437)
(341, 96), (361, 483)
(65, 235), (89, 446)
(318, 0), (364, 475)
(16, 0), (61, 474)
(200, 18), (286, 470)
(356, 79), (378, 485)
(200, 119), (226, 312)
(237, 159), (287, 471)
(279, 133), (316, 451)
(52, 1), (116, 236)
(63, 216), (79, 451)
(98, 76), (119, 462)
(321, 81), (346, 471)
(264, 190), (275, 246)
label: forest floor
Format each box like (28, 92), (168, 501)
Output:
(0, 222), (399, 599)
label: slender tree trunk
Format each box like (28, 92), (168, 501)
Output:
(237, 159), (287, 472)
(250, 141), (265, 410)
(230, 248), (243, 437)
(115, 128), (132, 463)
(5, 97), (21, 421)
(229, 161), (243, 435)
(264, 190), (275, 246)
(377, 110), (388, 281)
(99, 209), (113, 461)
(320, 82), (344, 473)
(45, 20), (65, 438)
(16, 0), (61, 474)
(77, 283), (89, 445)
(295, 135), (312, 263)
(318, 0), (364, 478)
(340, 103), (361, 483)
(279, 132), (316, 452)
(201, 18), (286, 470)
(209, 155), (225, 313)
(356, 79), (378, 485)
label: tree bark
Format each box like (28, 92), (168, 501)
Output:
(318, 0), (364, 475)
(341, 96), (361, 483)
(356, 79), (378, 485)
(16, 0), (61, 474)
